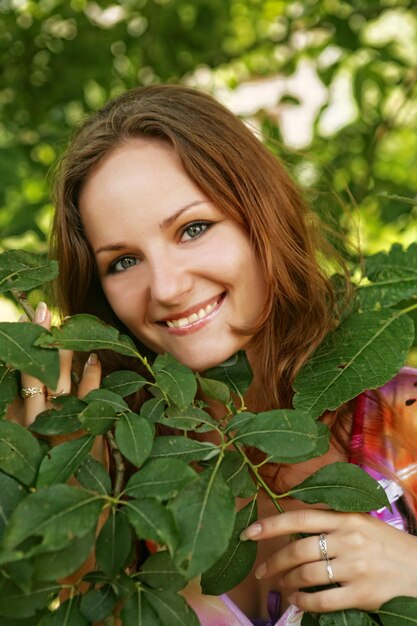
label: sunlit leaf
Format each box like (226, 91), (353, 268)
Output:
(160, 405), (218, 432)
(201, 497), (258, 595)
(0, 250), (58, 294)
(149, 435), (220, 462)
(377, 596), (417, 625)
(293, 311), (414, 418)
(289, 462), (390, 511)
(0, 421), (43, 486)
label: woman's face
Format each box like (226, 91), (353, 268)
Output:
(79, 139), (268, 371)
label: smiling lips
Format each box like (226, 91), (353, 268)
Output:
(161, 294), (224, 330)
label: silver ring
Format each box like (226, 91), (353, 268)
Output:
(326, 561), (336, 583)
(47, 390), (70, 401)
(20, 386), (45, 399)
(318, 533), (329, 561)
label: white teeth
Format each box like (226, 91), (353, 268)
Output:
(165, 298), (220, 328)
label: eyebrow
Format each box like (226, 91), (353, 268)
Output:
(95, 199), (207, 255)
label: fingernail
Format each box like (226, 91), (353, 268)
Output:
(87, 353), (98, 366)
(255, 563), (267, 580)
(240, 523), (262, 541)
(35, 301), (47, 323)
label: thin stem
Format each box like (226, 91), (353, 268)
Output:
(234, 442), (284, 514)
(10, 289), (35, 321)
(105, 431), (125, 498)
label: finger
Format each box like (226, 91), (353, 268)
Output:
(288, 582), (378, 613)
(77, 353), (101, 398)
(240, 509), (352, 541)
(255, 534), (335, 579)
(275, 558), (342, 590)
(46, 349), (73, 399)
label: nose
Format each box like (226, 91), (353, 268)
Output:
(148, 253), (193, 307)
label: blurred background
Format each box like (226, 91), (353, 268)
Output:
(1, 0), (417, 321)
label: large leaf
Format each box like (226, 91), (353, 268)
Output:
(319, 609), (373, 625)
(115, 412), (154, 467)
(220, 450), (257, 498)
(120, 585), (161, 625)
(149, 435), (220, 463)
(160, 405), (218, 432)
(169, 467), (235, 578)
(29, 397), (85, 436)
(78, 400), (118, 435)
(0, 250), (58, 294)
(231, 410), (319, 462)
(0, 472), (26, 539)
(201, 498), (258, 595)
(153, 354), (197, 408)
(96, 509), (132, 577)
(0, 323), (59, 388)
(35, 314), (139, 357)
(0, 421), (43, 486)
(288, 462), (390, 511)
(140, 396), (166, 423)
(203, 351), (253, 396)
(79, 585), (117, 622)
(144, 587), (200, 626)
(0, 365), (18, 415)
(102, 369), (148, 396)
(1, 484), (103, 561)
(125, 458), (197, 501)
(33, 530), (95, 581)
(377, 596), (417, 625)
(358, 243), (417, 310)
(138, 551), (187, 591)
(36, 435), (94, 488)
(82, 387), (129, 412)
(75, 455), (111, 495)
(124, 498), (179, 555)
(197, 374), (231, 404)
(293, 310), (414, 418)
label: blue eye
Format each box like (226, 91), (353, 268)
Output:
(112, 256), (140, 273)
(182, 221), (210, 241)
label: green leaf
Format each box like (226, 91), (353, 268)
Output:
(38, 598), (89, 626)
(302, 613), (320, 625)
(319, 609), (373, 625)
(0, 365), (18, 415)
(169, 467), (235, 578)
(201, 497), (258, 595)
(160, 405), (218, 432)
(293, 311), (414, 418)
(0, 472), (26, 539)
(102, 369), (148, 396)
(0, 577), (58, 618)
(153, 354), (197, 408)
(359, 243), (417, 310)
(79, 585), (117, 622)
(1, 484), (103, 561)
(231, 410), (318, 462)
(0, 421), (43, 486)
(203, 351), (253, 396)
(149, 435), (220, 462)
(96, 509), (132, 577)
(138, 551), (187, 591)
(78, 400), (117, 435)
(75, 455), (111, 495)
(220, 451), (257, 498)
(121, 585), (161, 625)
(29, 397), (85, 436)
(115, 412), (154, 467)
(289, 462), (390, 511)
(377, 596), (417, 625)
(197, 374), (231, 404)
(140, 396), (166, 423)
(124, 498), (178, 555)
(0, 323), (59, 389)
(125, 458), (196, 501)
(33, 529), (95, 581)
(0, 250), (58, 294)
(145, 587), (200, 626)
(36, 435), (94, 488)
(35, 314), (139, 357)
(83, 387), (129, 412)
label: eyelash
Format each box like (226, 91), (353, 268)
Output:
(108, 221), (213, 274)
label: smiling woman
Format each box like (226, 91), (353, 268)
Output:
(12, 84), (417, 625)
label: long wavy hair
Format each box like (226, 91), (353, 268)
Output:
(51, 84), (341, 409)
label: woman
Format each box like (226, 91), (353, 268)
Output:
(19, 85), (417, 624)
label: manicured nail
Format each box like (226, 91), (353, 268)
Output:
(35, 301), (47, 323)
(240, 523), (262, 541)
(87, 353), (98, 366)
(255, 563), (267, 580)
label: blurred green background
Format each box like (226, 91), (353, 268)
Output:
(1, 0), (417, 320)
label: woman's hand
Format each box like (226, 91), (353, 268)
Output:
(17, 301), (101, 428)
(240, 507), (417, 613)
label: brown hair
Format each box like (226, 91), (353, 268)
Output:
(51, 84), (341, 408)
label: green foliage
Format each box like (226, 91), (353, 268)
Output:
(1, 246), (417, 624)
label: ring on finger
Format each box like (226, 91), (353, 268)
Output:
(20, 386), (45, 399)
(326, 560), (336, 584)
(318, 533), (329, 561)
(46, 389), (70, 401)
